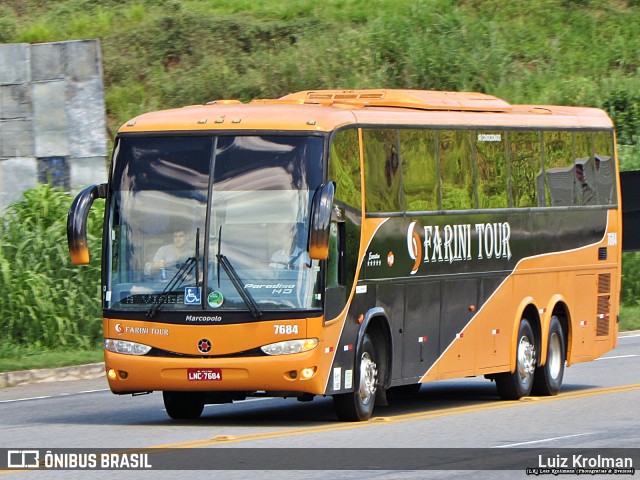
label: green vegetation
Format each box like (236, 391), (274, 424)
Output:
(2, 0), (640, 134)
(0, 347), (103, 373)
(620, 306), (640, 332)
(0, 0), (639, 372)
(0, 185), (104, 361)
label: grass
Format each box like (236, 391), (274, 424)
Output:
(0, 347), (103, 373)
(0, 185), (103, 351)
(4, 0), (640, 133)
(619, 305), (640, 332)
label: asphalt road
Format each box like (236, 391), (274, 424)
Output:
(1, 332), (638, 479)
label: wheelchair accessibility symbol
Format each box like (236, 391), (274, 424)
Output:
(184, 287), (202, 305)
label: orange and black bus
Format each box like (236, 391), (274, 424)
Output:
(68, 90), (620, 421)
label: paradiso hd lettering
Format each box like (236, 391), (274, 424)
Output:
(407, 221), (512, 274)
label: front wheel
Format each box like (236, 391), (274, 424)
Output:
(333, 334), (378, 421)
(495, 318), (536, 400)
(163, 391), (205, 420)
(532, 316), (565, 396)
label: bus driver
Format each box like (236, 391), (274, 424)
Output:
(145, 230), (191, 280)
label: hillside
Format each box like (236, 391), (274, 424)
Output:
(1, 0), (639, 150)
(1, 0), (640, 359)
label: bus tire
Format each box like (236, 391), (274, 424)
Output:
(333, 333), (378, 421)
(532, 316), (565, 396)
(163, 391), (205, 420)
(495, 318), (536, 400)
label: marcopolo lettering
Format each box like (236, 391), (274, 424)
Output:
(185, 315), (222, 322)
(407, 221), (512, 274)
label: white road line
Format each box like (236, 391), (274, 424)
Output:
(494, 433), (593, 448)
(595, 354), (639, 361)
(618, 334), (640, 339)
(0, 389), (109, 404)
(0, 395), (51, 403)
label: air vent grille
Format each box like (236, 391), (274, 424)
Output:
(358, 93), (385, 99)
(596, 316), (610, 337)
(597, 296), (610, 315)
(598, 273), (611, 294)
(596, 273), (612, 337)
(279, 90), (513, 112)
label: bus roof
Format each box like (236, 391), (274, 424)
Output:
(119, 89), (614, 134)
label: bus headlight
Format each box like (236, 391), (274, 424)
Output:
(105, 338), (152, 356)
(261, 338), (318, 356)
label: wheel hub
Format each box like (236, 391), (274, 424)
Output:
(517, 336), (536, 384)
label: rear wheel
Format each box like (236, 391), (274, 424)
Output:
(495, 318), (536, 400)
(532, 316), (565, 396)
(333, 334), (378, 421)
(163, 391), (205, 419)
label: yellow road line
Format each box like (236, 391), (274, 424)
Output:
(150, 383), (640, 449)
(1, 383), (638, 475)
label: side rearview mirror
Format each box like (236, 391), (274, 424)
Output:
(67, 183), (107, 264)
(308, 182), (335, 260)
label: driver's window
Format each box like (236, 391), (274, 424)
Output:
(327, 221), (340, 288)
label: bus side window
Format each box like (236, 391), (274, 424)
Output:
(400, 129), (438, 212)
(327, 222), (339, 288)
(475, 130), (508, 209)
(439, 130), (475, 210)
(593, 131), (616, 206)
(363, 129), (403, 213)
(574, 132), (597, 206)
(329, 129), (361, 209)
(328, 129), (361, 299)
(324, 219), (347, 320)
(544, 131), (574, 206)
(509, 130), (541, 208)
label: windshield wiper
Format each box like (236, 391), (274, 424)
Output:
(147, 228), (203, 318)
(194, 228), (201, 292)
(217, 254), (262, 318)
(146, 257), (196, 318)
(216, 226), (262, 318)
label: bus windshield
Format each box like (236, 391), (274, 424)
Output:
(107, 134), (324, 314)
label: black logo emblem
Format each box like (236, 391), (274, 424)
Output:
(198, 339), (212, 353)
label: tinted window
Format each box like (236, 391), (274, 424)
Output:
(509, 131), (542, 207)
(400, 129), (438, 211)
(544, 131), (575, 206)
(213, 136), (322, 191)
(364, 129), (403, 212)
(329, 129), (361, 208)
(573, 132), (597, 206)
(475, 131), (508, 208)
(107, 135), (324, 313)
(439, 130), (474, 210)
(593, 131), (616, 205)
(111, 136), (212, 194)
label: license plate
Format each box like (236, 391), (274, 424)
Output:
(187, 368), (222, 381)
